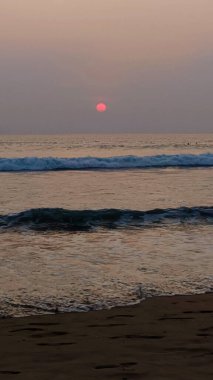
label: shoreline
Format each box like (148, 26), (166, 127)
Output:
(0, 293), (212, 379)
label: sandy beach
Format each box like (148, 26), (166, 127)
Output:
(0, 293), (212, 379)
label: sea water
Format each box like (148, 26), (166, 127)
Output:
(0, 134), (212, 317)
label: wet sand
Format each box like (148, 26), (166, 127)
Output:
(0, 293), (212, 379)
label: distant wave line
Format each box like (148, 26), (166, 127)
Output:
(0, 153), (213, 172)
(0, 206), (212, 232)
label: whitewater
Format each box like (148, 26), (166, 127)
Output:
(0, 134), (212, 317)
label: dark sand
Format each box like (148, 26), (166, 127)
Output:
(0, 294), (212, 379)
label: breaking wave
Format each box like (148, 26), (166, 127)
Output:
(0, 153), (213, 172)
(0, 207), (212, 231)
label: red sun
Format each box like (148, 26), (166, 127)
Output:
(96, 102), (107, 112)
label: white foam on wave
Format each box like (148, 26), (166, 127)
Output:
(0, 153), (213, 172)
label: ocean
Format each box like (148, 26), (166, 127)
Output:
(0, 134), (212, 317)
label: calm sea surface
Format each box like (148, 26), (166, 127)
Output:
(0, 134), (212, 317)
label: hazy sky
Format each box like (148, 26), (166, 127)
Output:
(1, 0), (213, 133)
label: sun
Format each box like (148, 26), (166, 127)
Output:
(96, 102), (107, 112)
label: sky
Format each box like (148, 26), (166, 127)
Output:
(0, 0), (213, 134)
